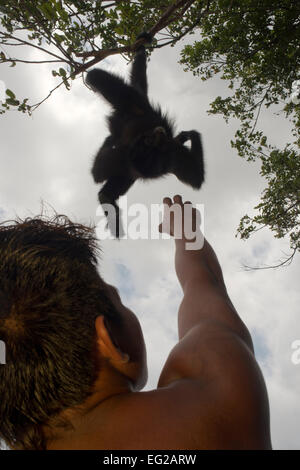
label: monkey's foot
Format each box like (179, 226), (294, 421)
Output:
(98, 192), (125, 239)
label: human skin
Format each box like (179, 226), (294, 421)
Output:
(45, 195), (272, 450)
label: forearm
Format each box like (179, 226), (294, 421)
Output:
(175, 238), (253, 350)
(175, 238), (226, 291)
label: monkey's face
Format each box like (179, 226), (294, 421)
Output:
(131, 126), (168, 148)
(130, 126), (172, 178)
(144, 126), (168, 146)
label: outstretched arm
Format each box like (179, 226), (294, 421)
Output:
(130, 32), (153, 96)
(130, 46), (148, 96)
(157, 196), (272, 449)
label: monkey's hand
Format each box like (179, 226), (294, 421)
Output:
(136, 31), (153, 44)
(134, 32), (153, 51)
(175, 131), (198, 145)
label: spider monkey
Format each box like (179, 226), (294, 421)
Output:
(86, 32), (205, 237)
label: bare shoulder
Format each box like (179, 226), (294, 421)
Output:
(99, 345), (272, 450)
(47, 324), (272, 450)
(47, 323), (271, 450)
(142, 326), (272, 449)
(47, 355), (271, 451)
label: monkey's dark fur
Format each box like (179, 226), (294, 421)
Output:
(86, 33), (205, 237)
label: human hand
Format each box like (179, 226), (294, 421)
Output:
(158, 195), (202, 246)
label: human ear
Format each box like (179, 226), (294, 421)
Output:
(95, 316), (129, 364)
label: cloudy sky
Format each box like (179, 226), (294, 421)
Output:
(0, 34), (299, 450)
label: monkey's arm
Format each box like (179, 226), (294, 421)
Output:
(91, 136), (129, 183)
(86, 68), (150, 114)
(130, 32), (153, 96)
(130, 46), (148, 96)
(172, 131), (205, 190)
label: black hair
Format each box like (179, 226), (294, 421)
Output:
(0, 214), (121, 450)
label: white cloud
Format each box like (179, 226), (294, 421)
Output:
(0, 36), (299, 449)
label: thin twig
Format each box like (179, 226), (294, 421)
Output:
(2, 58), (65, 65)
(242, 247), (297, 270)
(249, 85), (272, 136)
(0, 32), (67, 62)
(30, 79), (66, 112)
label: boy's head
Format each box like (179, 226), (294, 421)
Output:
(0, 215), (147, 450)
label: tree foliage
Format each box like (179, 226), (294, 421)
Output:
(0, 0), (204, 111)
(180, 0), (300, 266)
(0, 0), (299, 266)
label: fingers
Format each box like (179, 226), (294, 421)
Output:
(162, 195), (191, 206)
(173, 194), (182, 205)
(159, 195), (200, 239)
(162, 197), (172, 206)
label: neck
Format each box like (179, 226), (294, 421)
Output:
(43, 365), (133, 442)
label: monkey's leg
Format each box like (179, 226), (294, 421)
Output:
(91, 137), (128, 183)
(86, 68), (149, 114)
(98, 174), (135, 238)
(173, 131), (205, 190)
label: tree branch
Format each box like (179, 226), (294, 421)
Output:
(75, 0), (199, 59)
(249, 85), (272, 136)
(72, 0), (211, 77)
(242, 247), (297, 270)
(1, 57), (65, 65)
(0, 32), (67, 63)
(30, 79), (66, 112)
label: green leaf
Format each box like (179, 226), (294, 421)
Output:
(260, 136), (267, 147)
(54, 33), (66, 43)
(6, 98), (20, 106)
(38, 4), (57, 21)
(6, 89), (16, 99)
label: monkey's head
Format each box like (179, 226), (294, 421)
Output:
(132, 126), (168, 147)
(144, 126), (167, 145)
(130, 126), (173, 178)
